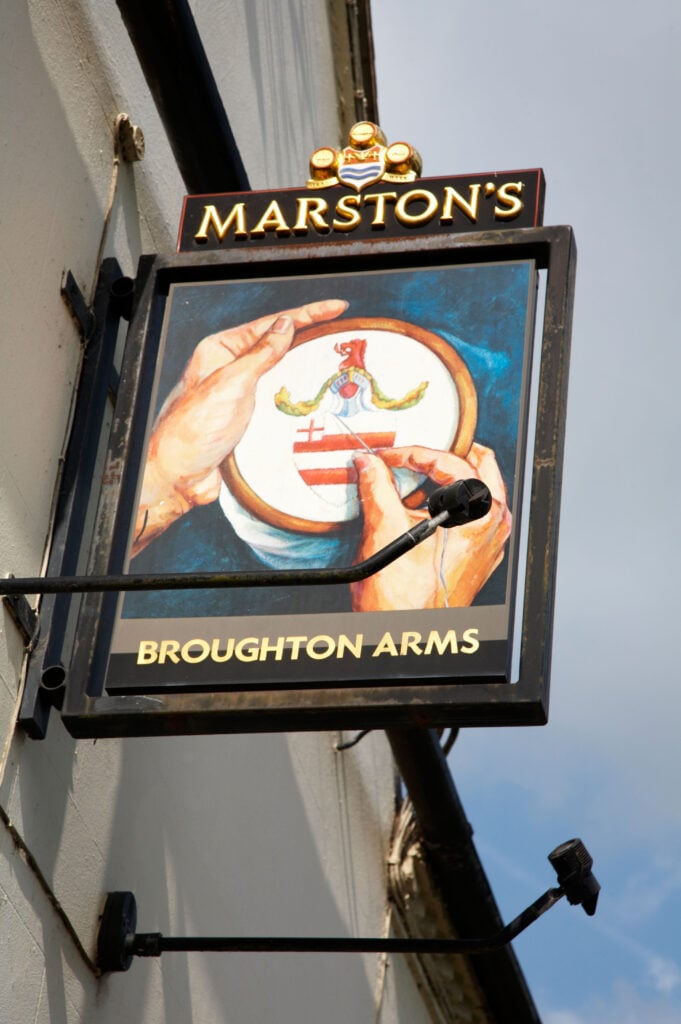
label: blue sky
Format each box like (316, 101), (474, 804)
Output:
(371, 1), (681, 1020)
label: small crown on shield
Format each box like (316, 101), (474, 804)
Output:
(307, 122), (422, 192)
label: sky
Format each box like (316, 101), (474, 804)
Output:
(370, 1), (681, 1020)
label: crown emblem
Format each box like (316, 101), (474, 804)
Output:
(307, 122), (422, 192)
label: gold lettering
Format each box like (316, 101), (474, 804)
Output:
(181, 639), (210, 663)
(250, 200), (291, 236)
(194, 203), (247, 241)
(259, 636), (285, 661)
(287, 636), (307, 660)
(211, 638), (234, 663)
(158, 640), (181, 664)
(306, 635), (336, 660)
(395, 188), (439, 226)
(494, 182), (524, 219)
(337, 633), (363, 658)
(400, 631), (423, 656)
(332, 194), (361, 232)
(461, 628), (480, 654)
(363, 191), (398, 227)
(294, 196), (330, 234)
(137, 640), (158, 665)
(372, 631), (398, 657)
(440, 185), (481, 223)
(235, 637), (260, 662)
(424, 630), (458, 655)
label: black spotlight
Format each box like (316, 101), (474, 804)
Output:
(427, 478), (492, 528)
(549, 839), (600, 916)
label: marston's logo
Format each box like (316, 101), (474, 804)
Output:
(183, 121), (544, 249)
(307, 122), (422, 192)
(337, 143), (385, 192)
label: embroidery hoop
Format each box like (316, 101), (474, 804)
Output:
(221, 317), (477, 534)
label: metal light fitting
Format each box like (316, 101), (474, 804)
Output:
(0, 479), (490, 598)
(96, 838), (600, 973)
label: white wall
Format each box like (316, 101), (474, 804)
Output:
(0, 2), (435, 1021)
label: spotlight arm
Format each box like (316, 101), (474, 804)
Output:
(0, 480), (490, 597)
(97, 884), (567, 972)
(98, 838), (600, 972)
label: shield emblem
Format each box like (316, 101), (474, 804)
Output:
(337, 145), (386, 192)
(291, 411), (398, 515)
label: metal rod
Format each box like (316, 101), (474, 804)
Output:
(115, 0), (249, 194)
(386, 726), (543, 1021)
(1, 511), (447, 596)
(126, 888), (564, 959)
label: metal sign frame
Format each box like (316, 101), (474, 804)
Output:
(29, 226), (574, 738)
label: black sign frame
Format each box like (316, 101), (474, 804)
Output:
(59, 225), (575, 737)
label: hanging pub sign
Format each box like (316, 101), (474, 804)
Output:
(28, 124), (574, 737)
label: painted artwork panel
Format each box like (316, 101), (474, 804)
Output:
(103, 260), (536, 693)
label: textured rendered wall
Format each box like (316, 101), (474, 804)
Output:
(0, 2), (433, 1021)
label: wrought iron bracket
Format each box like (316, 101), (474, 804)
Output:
(17, 259), (142, 738)
(2, 587), (38, 646)
(61, 271), (94, 342)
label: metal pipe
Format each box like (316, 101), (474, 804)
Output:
(386, 728), (543, 1024)
(115, 0), (249, 194)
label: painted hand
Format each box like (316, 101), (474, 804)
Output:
(133, 299), (348, 555)
(349, 443), (511, 611)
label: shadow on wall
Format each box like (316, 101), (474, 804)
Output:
(241, 0), (340, 187)
(0, 0), (107, 1010)
(97, 730), (385, 1023)
(1, 3), (163, 1022)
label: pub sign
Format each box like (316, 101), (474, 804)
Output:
(54, 125), (574, 736)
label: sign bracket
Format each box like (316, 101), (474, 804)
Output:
(2, 586), (38, 646)
(61, 270), (95, 342)
(15, 259), (137, 737)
